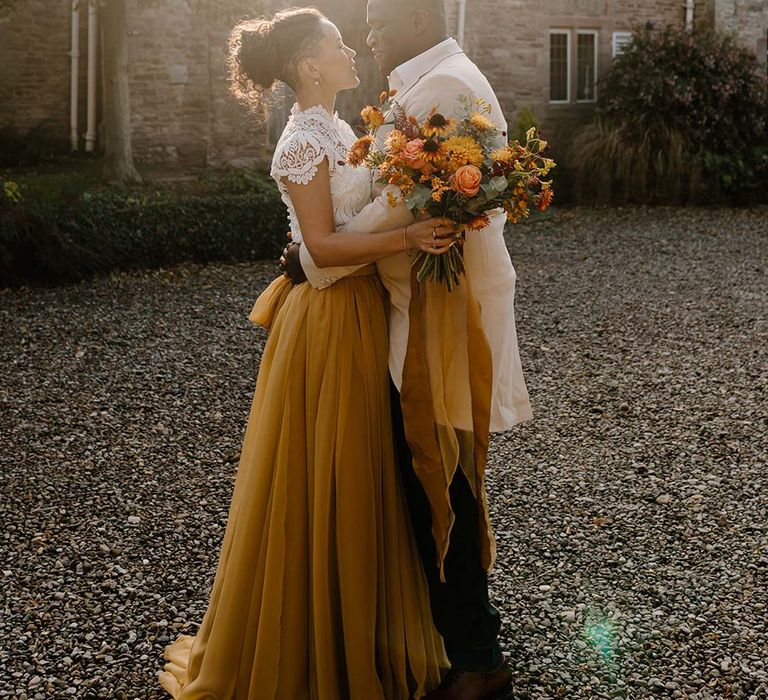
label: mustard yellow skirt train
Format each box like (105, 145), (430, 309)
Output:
(159, 267), (446, 699)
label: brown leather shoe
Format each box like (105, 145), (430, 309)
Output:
(423, 660), (514, 699)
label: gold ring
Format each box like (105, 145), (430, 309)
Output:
(432, 228), (437, 240)
(432, 243), (438, 249)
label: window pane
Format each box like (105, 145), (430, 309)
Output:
(577, 33), (597, 101)
(550, 33), (569, 102)
(612, 32), (632, 58)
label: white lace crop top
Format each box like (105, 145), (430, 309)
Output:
(270, 104), (373, 244)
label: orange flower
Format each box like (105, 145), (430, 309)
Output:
(402, 175), (417, 195)
(347, 135), (374, 166)
(449, 164), (482, 197)
(469, 112), (496, 132)
(385, 129), (408, 155)
(537, 188), (554, 211)
(402, 139), (426, 169)
(464, 213), (491, 231)
(361, 105), (385, 129)
(504, 199), (529, 223)
(490, 147), (516, 165)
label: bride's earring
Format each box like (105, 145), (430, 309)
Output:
(314, 79), (320, 86)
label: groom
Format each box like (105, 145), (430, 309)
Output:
(283, 1), (532, 698)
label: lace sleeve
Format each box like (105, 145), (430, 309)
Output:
(271, 130), (334, 186)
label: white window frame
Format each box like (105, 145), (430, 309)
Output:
(576, 30), (599, 103)
(548, 29), (571, 105)
(612, 31), (633, 59)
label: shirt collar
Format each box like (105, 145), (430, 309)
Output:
(388, 38), (461, 93)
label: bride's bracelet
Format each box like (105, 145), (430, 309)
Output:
(403, 225), (414, 257)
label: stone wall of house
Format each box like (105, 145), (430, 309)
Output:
(124, 0), (279, 167)
(206, 3), (267, 168)
(714, 0), (768, 64)
(456, 0), (711, 159)
(0, 0), (87, 148)
(0, 0), (259, 165)
(126, 0), (211, 165)
(2, 0), (762, 169)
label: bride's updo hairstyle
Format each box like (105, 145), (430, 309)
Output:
(227, 7), (327, 114)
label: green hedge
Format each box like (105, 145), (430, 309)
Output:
(0, 169), (287, 288)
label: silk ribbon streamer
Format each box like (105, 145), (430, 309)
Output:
(400, 263), (496, 582)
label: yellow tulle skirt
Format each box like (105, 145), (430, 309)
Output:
(159, 267), (447, 699)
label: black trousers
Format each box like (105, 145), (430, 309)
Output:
(390, 380), (503, 672)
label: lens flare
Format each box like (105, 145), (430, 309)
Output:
(583, 614), (617, 662)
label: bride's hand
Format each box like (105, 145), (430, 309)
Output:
(405, 217), (457, 255)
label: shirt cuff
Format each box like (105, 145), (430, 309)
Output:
(299, 242), (364, 289)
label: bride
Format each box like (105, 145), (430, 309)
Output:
(158, 7), (458, 699)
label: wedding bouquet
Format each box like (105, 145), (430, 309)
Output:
(347, 92), (556, 290)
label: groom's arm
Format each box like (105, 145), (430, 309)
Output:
(341, 185), (414, 235)
(280, 238), (367, 289)
(283, 185), (414, 288)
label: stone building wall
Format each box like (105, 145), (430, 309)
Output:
(126, 0), (211, 165)
(456, 0), (711, 157)
(714, 0), (768, 64)
(0, 0), (86, 148)
(1, 0), (763, 168)
(124, 0), (274, 167)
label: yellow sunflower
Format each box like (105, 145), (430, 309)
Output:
(422, 109), (457, 138)
(442, 135), (484, 170)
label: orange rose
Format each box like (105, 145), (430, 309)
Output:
(450, 164), (482, 197)
(402, 139), (426, 170)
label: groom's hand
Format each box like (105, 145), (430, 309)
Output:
(279, 232), (307, 285)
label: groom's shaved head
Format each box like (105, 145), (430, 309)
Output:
(391, 0), (446, 16)
(367, 0), (449, 77)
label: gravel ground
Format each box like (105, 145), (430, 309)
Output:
(0, 206), (766, 700)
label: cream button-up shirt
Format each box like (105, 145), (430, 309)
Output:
(299, 38), (533, 433)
